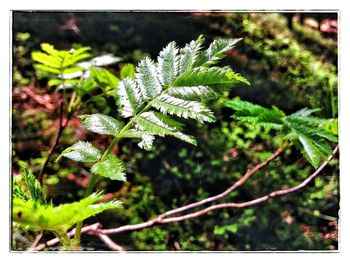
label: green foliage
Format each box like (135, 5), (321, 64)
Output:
(91, 155), (126, 181)
(57, 37), (247, 185)
(32, 43), (91, 78)
(13, 161), (46, 204)
(13, 192), (122, 232)
(120, 63), (136, 79)
(79, 114), (122, 136)
(219, 13), (338, 117)
(225, 99), (337, 168)
(56, 141), (102, 163)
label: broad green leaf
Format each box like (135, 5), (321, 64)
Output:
(79, 114), (123, 136)
(91, 155), (126, 181)
(34, 64), (61, 74)
(56, 141), (102, 163)
(157, 41), (179, 86)
(40, 43), (61, 58)
(151, 94), (215, 123)
(90, 67), (119, 91)
(167, 85), (219, 101)
(136, 57), (162, 100)
(13, 192), (122, 232)
(116, 77), (144, 117)
(62, 51), (92, 68)
(32, 51), (62, 69)
(120, 63), (136, 79)
(178, 36), (204, 74)
(298, 135), (325, 168)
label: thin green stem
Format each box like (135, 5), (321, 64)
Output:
(53, 229), (72, 250)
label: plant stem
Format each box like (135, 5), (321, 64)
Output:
(72, 97), (159, 248)
(53, 229), (72, 250)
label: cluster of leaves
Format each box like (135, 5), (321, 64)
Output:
(225, 99), (338, 168)
(215, 13), (338, 117)
(12, 162), (122, 235)
(56, 36), (249, 182)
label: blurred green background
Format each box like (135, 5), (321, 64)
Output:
(12, 11), (338, 251)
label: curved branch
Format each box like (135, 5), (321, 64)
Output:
(160, 144), (338, 224)
(33, 144), (338, 250)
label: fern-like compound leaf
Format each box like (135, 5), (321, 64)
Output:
(226, 99), (338, 168)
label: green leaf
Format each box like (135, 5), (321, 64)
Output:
(194, 38), (241, 67)
(173, 67), (249, 90)
(40, 43), (61, 58)
(157, 41), (179, 86)
(167, 85), (219, 101)
(13, 161), (46, 204)
(151, 94), (215, 123)
(56, 141), (102, 163)
(116, 129), (156, 151)
(134, 111), (196, 146)
(178, 36), (204, 74)
(116, 77), (144, 118)
(79, 114), (123, 136)
(34, 64), (61, 74)
(91, 155), (126, 181)
(226, 99), (338, 168)
(13, 192), (122, 232)
(226, 100), (284, 129)
(136, 57), (162, 100)
(120, 63), (136, 79)
(32, 51), (62, 69)
(137, 133), (155, 151)
(90, 67), (119, 91)
(62, 51), (92, 68)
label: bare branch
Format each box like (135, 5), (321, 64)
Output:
(96, 233), (125, 251)
(27, 231), (43, 251)
(101, 146), (284, 235)
(32, 144), (338, 251)
(157, 145), (339, 224)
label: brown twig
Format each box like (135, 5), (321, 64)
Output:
(95, 233), (125, 251)
(28, 231), (43, 251)
(33, 144), (338, 251)
(100, 144), (338, 234)
(159, 145), (339, 224)
(39, 102), (65, 184)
